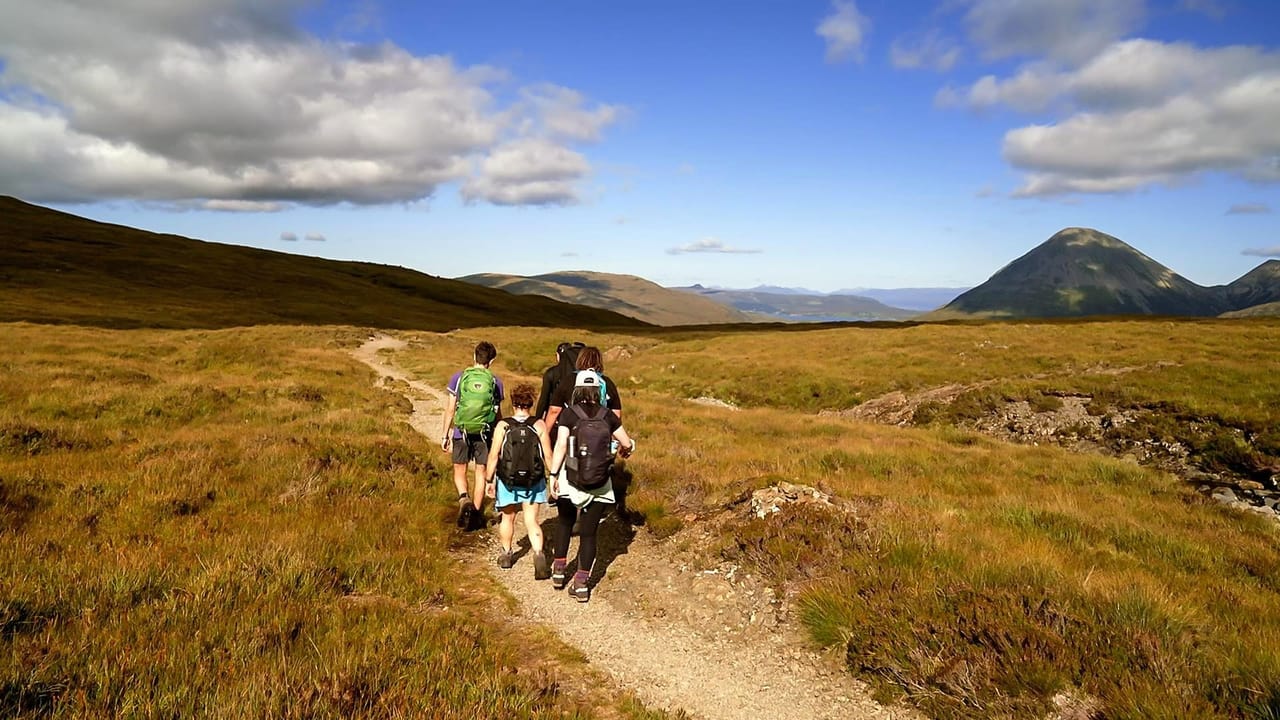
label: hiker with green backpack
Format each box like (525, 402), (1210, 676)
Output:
(441, 341), (504, 531)
(483, 382), (554, 577)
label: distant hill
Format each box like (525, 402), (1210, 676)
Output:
(1221, 300), (1280, 318)
(831, 287), (970, 312)
(458, 271), (755, 326)
(673, 286), (918, 322)
(0, 196), (644, 330)
(928, 227), (1252, 319)
(1222, 259), (1280, 310)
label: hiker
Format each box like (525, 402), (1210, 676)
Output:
(545, 345), (621, 428)
(483, 382), (553, 578)
(547, 370), (636, 602)
(441, 341), (503, 531)
(535, 341), (583, 422)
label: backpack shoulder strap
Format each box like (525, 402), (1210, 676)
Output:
(570, 405), (588, 421)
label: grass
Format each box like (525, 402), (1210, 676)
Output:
(0, 323), (670, 719)
(394, 319), (1280, 719)
(6, 316), (1280, 718)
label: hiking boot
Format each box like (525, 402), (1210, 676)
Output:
(456, 499), (472, 529)
(467, 506), (487, 532)
(533, 553), (550, 580)
(497, 550), (514, 569)
(567, 570), (591, 603)
(550, 559), (568, 589)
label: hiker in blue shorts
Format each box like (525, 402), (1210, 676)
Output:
(483, 382), (553, 578)
(441, 341), (503, 531)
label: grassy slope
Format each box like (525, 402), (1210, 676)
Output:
(458, 271), (755, 326)
(0, 196), (645, 331)
(1222, 300), (1280, 318)
(414, 321), (1280, 719)
(0, 323), (669, 719)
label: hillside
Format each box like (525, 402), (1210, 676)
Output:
(674, 286), (918, 321)
(831, 287), (970, 312)
(0, 197), (644, 330)
(458, 271), (756, 326)
(1221, 259), (1280, 310)
(930, 227), (1232, 319)
(1221, 299), (1280, 318)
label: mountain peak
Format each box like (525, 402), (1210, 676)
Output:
(1045, 227), (1130, 250)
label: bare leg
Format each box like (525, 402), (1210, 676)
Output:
(470, 462), (486, 512)
(452, 462), (469, 497)
(499, 506), (518, 552)
(522, 502), (544, 555)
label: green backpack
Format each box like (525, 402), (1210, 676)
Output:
(454, 367), (497, 434)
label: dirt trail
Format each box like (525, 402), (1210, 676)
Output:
(351, 335), (915, 720)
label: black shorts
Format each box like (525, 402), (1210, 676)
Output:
(451, 432), (491, 465)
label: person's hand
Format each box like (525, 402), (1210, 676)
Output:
(485, 479), (496, 499)
(620, 439), (635, 459)
(440, 433), (451, 452)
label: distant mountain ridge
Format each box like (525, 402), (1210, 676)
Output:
(673, 286), (918, 322)
(459, 271), (756, 326)
(931, 227), (1280, 319)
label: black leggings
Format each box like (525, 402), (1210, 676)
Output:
(553, 498), (610, 572)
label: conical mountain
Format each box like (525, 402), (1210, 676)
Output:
(935, 228), (1227, 318)
(1221, 259), (1280, 310)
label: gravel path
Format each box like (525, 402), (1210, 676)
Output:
(352, 335), (918, 720)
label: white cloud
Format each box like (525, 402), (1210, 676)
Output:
(304, 232), (326, 241)
(461, 138), (589, 206)
(963, 0), (1144, 65)
(280, 231), (298, 241)
(206, 199), (283, 212)
(1227, 203), (1272, 215)
(817, 1), (870, 64)
(0, 0), (619, 209)
(1242, 246), (1280, 257)
(666, 237), (761, 255)
(946, 39), (1280, 196)
(891, 30), (962, 71)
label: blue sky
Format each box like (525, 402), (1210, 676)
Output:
(1, 0), (1278, 291)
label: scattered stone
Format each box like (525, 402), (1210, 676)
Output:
(749, 482), (842, 519)
(690, 396), (740, 411)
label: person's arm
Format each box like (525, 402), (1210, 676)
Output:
(535, 368), (554, 419)
(484, 421), (507, 485)
(492, 378), (504, 423)
(441, 392), (458, 451)
(534, 419), (554, 467)
(606, 376), (622, 421)
(545, 404), (563, 429)
(613, 426), (636, 458)
(548, 426), (570, 495)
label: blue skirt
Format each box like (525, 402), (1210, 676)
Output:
(496, 478), (548, 508)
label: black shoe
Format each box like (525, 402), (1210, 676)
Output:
(498, 550), (514, 569)
(456, 500), (472, 529)
(467, 507), (487, 532)
(533, 553), (550, 580)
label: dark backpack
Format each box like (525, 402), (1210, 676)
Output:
(499, 417), (545, 489)
(565, 405), (614, 491)
(453, 366), (496, 434)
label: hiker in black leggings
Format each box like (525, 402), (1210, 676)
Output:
(547, 370), (636, 602)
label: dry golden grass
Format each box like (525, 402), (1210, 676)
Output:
(0, 323), (672, 719)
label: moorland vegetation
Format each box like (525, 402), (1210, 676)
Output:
(4, 198), (1280, 719)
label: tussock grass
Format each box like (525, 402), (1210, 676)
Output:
(0, 323), (668, 719)
(394, 320), (1280, 718)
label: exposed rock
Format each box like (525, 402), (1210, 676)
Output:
(690, 396), (740, 411)
(749, 482), (840, 519)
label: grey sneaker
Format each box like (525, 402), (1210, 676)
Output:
(568, 570), (591, 602)
(498, 550), (514, 569)
(533, 553), (550, 580)
(550, 559), (568, 589)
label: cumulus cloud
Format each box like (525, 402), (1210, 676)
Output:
(666, 238), (761, 255)
(1243, 246), (1280, 257)
(461, 138), (590, 206)
(891, 30), (962, 71)
(1227, 203), (1272, 215)
(817, 1), (870, 64)
(280, 231), (298, 241)
(0, 0), (620, 209)
(963, 0), (1144, 65)
(304, 232), (326, 241)
(941, 35), (1280, 197)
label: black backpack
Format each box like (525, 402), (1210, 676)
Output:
(499, 417), (545, 489)
(565, 405), (614, 491)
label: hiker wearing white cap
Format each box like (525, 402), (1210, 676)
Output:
(544, 345), (621, 429)
(546, 367), (635, 602)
